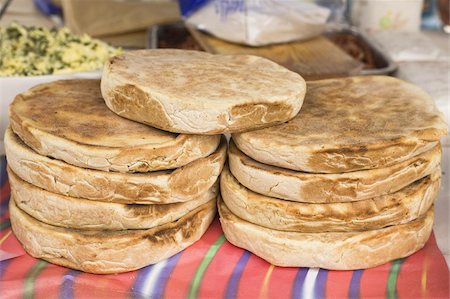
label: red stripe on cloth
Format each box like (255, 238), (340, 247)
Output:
(197, 240), (245, 299)
(236, 254), (271, 299)
(74, 277), (132, 299)
(359, 261), (391, 298)
(73, 270), (138, 298)
(164, 218), (223, 299)
(412, 233), (450, 298)
(0, 254), (38, 299)
(110, 271), (140, 295)
(73, 273), (116, 299)
(0, 216), (11, 225)
(0, 183), (10, 201)
(34, 263), (68, 299)
(0, 229), (25, 260)
(396, 237), (428, 298)
(267, 266), (298, 299)
(325, 270), (353, 299)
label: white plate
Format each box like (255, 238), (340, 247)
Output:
(0, 70), (102, 154)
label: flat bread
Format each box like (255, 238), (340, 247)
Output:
(10, 198), (216, 274)
(5, 128), (226, 204)
(218, 198), (433, 270)
(9, 79), (220, 172)
(233, 76), (448, 173)
(221, 165), (439, 232)
(228, 140), (440, 203)
(101, 49), (306, 134)
(9, 167), (218, 230)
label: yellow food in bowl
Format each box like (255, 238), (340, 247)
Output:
(0, 23), (122, 77)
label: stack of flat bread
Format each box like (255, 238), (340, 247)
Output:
(6, 50), (307, 274)
(221, 76), (448, 270)
(5, 79), (226, 274)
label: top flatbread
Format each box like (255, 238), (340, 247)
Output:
(9, 79), (220, 172)
(233, 76), (448, 173)
(101, 49), (306, 134)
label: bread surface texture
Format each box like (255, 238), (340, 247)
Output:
(101, 49), (306, 134)
(233, 76), (447, 173)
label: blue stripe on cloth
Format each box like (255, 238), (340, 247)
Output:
(0, 259), (11, 283)
(149, 252), (183, 299)
(0, 197), (10, 218)
(313, 269), (328, 298)
(132, 264), (155, 298)
(0, 156), (8, 187)
(59, 269), (81, 299)
(349, 269), (364, 299)
(291, 268), (309, 299)
(224, 250), (251, 299)
(0, 260), (10, 298)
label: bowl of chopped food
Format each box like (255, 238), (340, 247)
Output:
(0, 23), (122, 154)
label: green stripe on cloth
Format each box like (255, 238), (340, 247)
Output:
(188, 234), (226, 299)
(387, 259), (403, 299)
(0, 220), (11, 230)
(23, 260), (48, 299)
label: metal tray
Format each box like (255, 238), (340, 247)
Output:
(148, 23), (397, 76)
(324, 27), (397, 76)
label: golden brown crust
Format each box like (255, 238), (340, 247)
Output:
(233, 76), (448, 173)
(218, 198), (433, 270)
(221, 165), (440, 232)
(228, 139), (441, 203)
(5, 128), (227, 203)
(101, 49), (306, 134)
(9, 79), (220, 172)
(9, 167), (218, 230)
(10, 198), (216, 274)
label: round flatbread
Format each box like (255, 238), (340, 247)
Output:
(233, 76), (448, 173)
(101, 49), (306, 134)
(10, 198), (216, 274)
(221, 165), (439, 232)
(218, 198), (433, 270)
(5, 128), (226, 204)
(228, 140), (440, 203)
(9, 79), (220, 172)
(9, 167), (218, 230)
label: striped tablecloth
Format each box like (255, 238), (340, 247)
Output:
(0, 156), (448, 299)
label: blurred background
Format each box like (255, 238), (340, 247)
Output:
(0, 0), (448, 78)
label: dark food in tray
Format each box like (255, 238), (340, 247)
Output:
(156, 25), (203, 51)
(150, 23), (395, 75)
(327, 34), (375, 69)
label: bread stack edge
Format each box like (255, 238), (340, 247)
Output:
(222, 76), (448, 270)
(4, 76), (227, 274)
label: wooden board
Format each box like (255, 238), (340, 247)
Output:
(188, 26), (363, 80)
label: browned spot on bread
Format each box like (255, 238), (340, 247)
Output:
(227, 102), (294, 132)
(9, 107), (42, 151)
(169, 137), (227, 196)
(124, 203), (179, 217)
(143, 201), (213, 243)
(320, 145), (369, 155)
(108, 84), (174, 131)
(298, 177), (360, 202)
